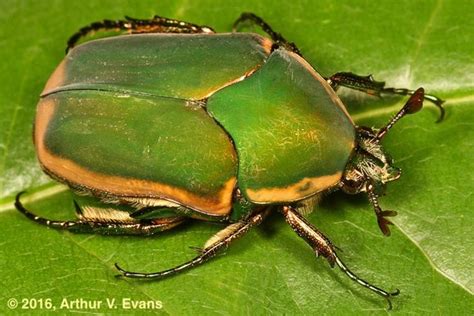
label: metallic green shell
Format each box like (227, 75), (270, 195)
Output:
(36, 91), (237, 216)
(43, 33), (272, 100)
(207, 48), (356, 203)
(36, 33), (273, 217)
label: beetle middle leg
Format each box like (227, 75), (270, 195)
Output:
(115, 207), (271, 279)
(67, 15), (215, 53)
(281, 205), (399, 310)
(233, 12), (302, 55)
(327, 72), (445, 121)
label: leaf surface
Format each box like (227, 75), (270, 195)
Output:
(0, 0), (472, 314)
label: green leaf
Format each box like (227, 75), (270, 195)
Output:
(1, 0), (472, 314)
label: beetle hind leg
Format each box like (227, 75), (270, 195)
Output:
(281, 205), (399, 310)
(327, 72), (445, 121)
(67, 15), (215, 53)
(15, 192), (184, 235)
(115, 208), (270, 279)
(233, 12), (301, 55)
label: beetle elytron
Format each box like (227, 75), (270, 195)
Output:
(16, 13), (444, 309)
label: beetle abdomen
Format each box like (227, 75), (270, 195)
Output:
(207, 48), (356, 203)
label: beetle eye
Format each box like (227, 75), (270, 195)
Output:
(342, 179), (363, 194)
(341, 171), (366, 194)
(356, 126), (377, 138)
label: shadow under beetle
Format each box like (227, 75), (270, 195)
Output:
(16, 13), (445, 310)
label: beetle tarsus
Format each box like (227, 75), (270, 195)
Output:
(114, 263), (155, 279)
(334, 256), (400, 310)
(233, 12), (301, 56)
(114, 209), (270, 279)
(15, 191), (78, 229)
(66, 15), (215, 53)
(282, 205), (399, 309)
(114, 255), (207, 279)
(327, 72), (445, 122)
(15, 191), (185, 234)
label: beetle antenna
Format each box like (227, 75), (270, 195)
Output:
(366, 185), (398, 236)
(377, 88), (424, 140)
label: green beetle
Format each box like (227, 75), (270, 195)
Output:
(16, 13), (444, 309)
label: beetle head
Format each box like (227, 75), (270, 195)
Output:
(340, 127), (401, 195)
(340, 88), (425, 196)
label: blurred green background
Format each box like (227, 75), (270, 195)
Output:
(0, 0), (472, 314)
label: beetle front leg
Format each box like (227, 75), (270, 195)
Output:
(115, 208), (271, 279)
(67, 15), (215, 53)
(232, 12), (301, 55)
(327, 72), (445, 121)
(281, 205), (399, 310)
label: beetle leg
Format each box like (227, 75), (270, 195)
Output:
(15, 192), (184, 235)
(281, 205), (399, 310)
(232, 12), (302, 56)
(66, 15), (215, 53)
(327, 72), (445, 122)
(115, 208), (271, 279)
